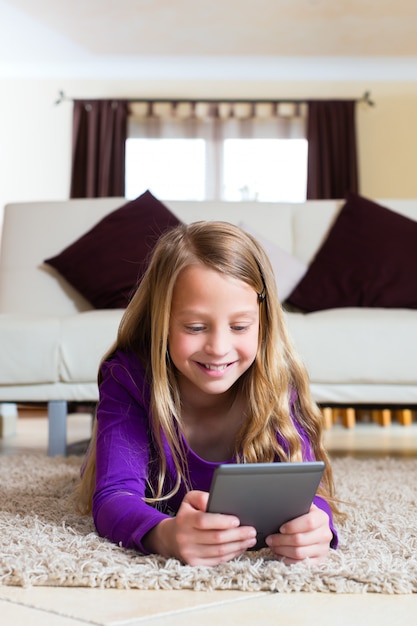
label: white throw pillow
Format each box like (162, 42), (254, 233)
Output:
(239, 221), (307, 301)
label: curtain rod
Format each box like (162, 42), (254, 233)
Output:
(54, 90), (375, 107)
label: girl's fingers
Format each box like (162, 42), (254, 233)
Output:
(180, 533), (258, 566)
(265, 504), (333, 563)
(273, 534), (332, 564)
(278, 504), (325, 535)
(173, 490), (258, 565)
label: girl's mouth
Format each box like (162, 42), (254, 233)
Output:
(203, 363), (229, 371)
(195, 362), (234, 375)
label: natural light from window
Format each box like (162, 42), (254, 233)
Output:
(223, 139), (307, 202)
(125, 138), (206, 201)
(125, 137), (307, 202)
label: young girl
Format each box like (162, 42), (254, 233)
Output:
(78, 221), (339, 566)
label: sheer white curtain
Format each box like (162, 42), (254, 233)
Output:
(128, 100), (307, 200)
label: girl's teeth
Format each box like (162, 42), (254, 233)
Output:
(204, 364), (227, 371)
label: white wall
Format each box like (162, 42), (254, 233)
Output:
(1, 75), (417, 228)
(0, 80), (72, 213)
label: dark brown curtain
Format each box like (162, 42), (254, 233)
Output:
(70, 99), (128, 198)
(306, 100), (358, 200)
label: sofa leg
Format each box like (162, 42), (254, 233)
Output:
(339, 407), (356, 428)
(372, 409), (391, 427)
(322, 407), (334, 429)
(394, 409), (413, 426)
(47, 400), (68, 456)
(0, 403), (18, 437)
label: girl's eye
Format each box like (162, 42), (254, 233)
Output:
(184, 323), (251, 333)
(186, 325), (206, 333)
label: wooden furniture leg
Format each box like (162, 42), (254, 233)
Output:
(340, 407), (356, 428)
(372, 409), (391, 427)
(394, 409), (413, 426)
(322, 407), (334, 429)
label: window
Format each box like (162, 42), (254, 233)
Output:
(125, 138), (206, 201)
(126, 100), (307, 203)
(126, 137), (307, 202)
(223, 138), (307, 202)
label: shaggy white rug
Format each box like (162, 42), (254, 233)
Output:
(0, 454), (416, 593)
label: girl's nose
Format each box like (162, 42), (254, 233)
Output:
(204, 328), (230, 356)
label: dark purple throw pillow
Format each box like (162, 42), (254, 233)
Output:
(44, 190), (181, 309)
(287, 192), (417, 311)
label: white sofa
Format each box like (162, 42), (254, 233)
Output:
(1, 196), (417, 454)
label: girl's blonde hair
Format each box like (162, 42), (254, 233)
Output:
(78, 221), (339, 518)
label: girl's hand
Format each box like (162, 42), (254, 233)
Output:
(145, 490), (257, 566)
(265, 503), (333, 564)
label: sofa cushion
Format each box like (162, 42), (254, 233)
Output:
(60, 310), (125, 382)
(0, 315), (60, 384)
(285, 307), (417, 384)
(239, 221), (307, 301)
(287, 192), (417, 311)
(44, 191), (181, 309)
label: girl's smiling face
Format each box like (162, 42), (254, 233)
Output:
(168, 264), (260, 399)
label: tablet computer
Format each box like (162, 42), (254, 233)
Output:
(207, 461), (325, 550)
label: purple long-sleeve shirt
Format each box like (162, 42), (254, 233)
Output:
(92, 350), (338, 554)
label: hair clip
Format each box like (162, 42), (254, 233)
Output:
(258, 287), (266, 302)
